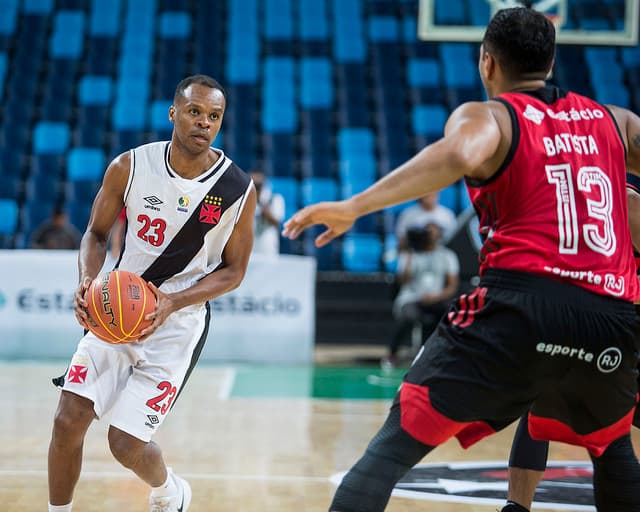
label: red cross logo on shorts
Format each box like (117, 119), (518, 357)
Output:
(68, 365), (88, 384)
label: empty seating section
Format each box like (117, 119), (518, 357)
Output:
(0, 0), (633, 269)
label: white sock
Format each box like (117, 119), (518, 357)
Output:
(48, 503), (72, 512)
(150, 468), (177, 498)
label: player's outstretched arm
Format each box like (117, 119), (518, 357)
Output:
(608, 105), (640, 250)
(283, 102), (502, 246)
(74, 152), (130, 328)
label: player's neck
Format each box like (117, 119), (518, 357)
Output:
(168, 144), (219, 180)
(501, 78), (547, 96)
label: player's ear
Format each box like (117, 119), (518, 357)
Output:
(169, 105), (176, 123)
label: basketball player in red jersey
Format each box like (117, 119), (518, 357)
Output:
(284, 7), (640, 512)
(502, 175), (640, 512)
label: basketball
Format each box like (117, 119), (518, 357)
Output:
(85, 270), (157, 344)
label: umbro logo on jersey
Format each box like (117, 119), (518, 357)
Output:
(144, 196), (163, 212)
(523, 104), (545, 125)
(144, 196), (163, 205)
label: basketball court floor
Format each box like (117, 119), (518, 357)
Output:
(3, 348), (639, 512)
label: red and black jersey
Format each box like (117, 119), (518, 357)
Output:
(465, 86), (639, 301)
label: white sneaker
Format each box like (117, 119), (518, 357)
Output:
(149, 470), (192, 512)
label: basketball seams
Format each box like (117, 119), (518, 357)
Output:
(89, 274), (127, 344)
(122, 275), (149, 340)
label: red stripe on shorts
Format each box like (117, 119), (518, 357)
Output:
(528, 407), (636, 457)
(399, 382), (495, 448)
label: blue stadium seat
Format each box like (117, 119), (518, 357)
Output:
(412, 104), (447, 141)
(67, 148), (106, 181)
(439, 182), (460, 214)
(300, 109), (332, 166)
(269, 176), (299, 221)
(50, 10), (85, 59)
(407, 58), (440, 88)
(593, 82), (630, 108)
(332, 0), (366, 62)
(338, 128), (375, 158)
(20, 200), (56, 240)
(112, 99), (147, 131)
(79, 76), (113, 106)
(434, 0), (466, 25)
(0, 175), (21, 200)
(0, 0), (18, 41)
(300, 57), (333, 108)
(33, 122), (70, 154)
(23, 0), (54, 14)
(158, 11), (191, 38)
(262, 133), (296, 176)
(150, 100), (173, 139)
(25, 173), (63, 203)
(68, 201), (93, 232)
(303, 226), (342, 270)
(65, 180), (101, 203)
(265, 0), (293, 39)
(89, 0), (121, 36)
(301, 177), (338, 206)
(0, 52), (7, 97)
(299, 0), (328, 40)
(0, 199), (18, 234)
(342, 233), (382, 272)
(338, 155), (377, 184)
(368, 16), (399, 42)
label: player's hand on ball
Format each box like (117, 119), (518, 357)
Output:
(74, 276), (93, 329)
(138, 282), (177, 341)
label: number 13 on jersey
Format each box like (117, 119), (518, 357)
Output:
(546, 164), (615, 257)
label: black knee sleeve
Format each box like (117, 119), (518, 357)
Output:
(508, 414), (549, 472)
(590, 434), (640, 512)
(329, 405), (433, 512)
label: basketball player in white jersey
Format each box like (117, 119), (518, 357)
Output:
(47, 75), (256, 512)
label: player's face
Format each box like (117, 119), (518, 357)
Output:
(171, 84), (226, 154)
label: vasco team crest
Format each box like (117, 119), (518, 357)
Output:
(199, 195), (222, 225)
(330, 461), (595, 510)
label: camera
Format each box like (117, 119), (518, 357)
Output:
(406, 226), (431, 251)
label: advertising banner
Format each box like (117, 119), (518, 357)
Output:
(0, 251), (316, 363)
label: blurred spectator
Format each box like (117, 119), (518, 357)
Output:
(395, 192), (457, 248)
(30, 205), (82, 250)
(384, 222), (460, 367)
(251, 171), (285, 256)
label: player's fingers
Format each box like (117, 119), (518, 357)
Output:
(146, 281), (160, 298)
(315, 228), (337, 247)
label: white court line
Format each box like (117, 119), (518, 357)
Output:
(216, 367), (236, 400)
(0, 469), (329, 482)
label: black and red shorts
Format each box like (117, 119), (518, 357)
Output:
(398, 268), (640, 457)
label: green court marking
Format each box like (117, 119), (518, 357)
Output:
(230, 366), (406, 400)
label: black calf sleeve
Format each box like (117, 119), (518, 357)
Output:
(590, 434), (640, 512)
(508, 414), (549, 471)
(329, 405), (433, 512)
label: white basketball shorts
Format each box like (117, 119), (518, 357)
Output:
(61, 304), (208, 442)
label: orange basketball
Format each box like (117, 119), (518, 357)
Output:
(85, 270), (157, 344)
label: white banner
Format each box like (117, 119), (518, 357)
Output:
(0, 250), (316, 363)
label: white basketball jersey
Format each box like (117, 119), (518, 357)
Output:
(117, 142), (251, 306)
